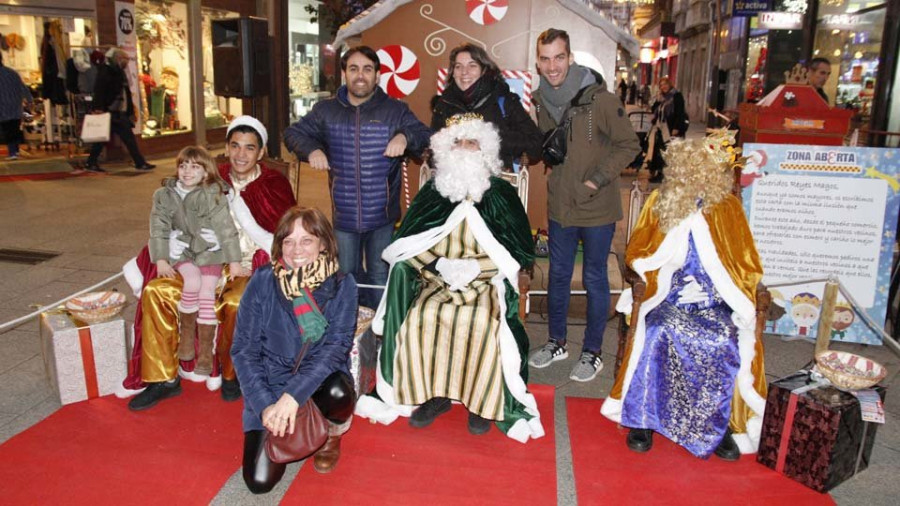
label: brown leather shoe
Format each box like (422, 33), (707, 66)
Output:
(313, 435), (341, 474)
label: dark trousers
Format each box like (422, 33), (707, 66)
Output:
(1, 118), (24, 157)
(547, 220), (615, 354)
(87, 111), (146, 167)
(242, 371), (355, 494)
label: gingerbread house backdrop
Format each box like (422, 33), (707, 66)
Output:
(334, 0), (638, 228)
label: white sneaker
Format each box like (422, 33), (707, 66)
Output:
(569, 352), (603, 382)
(529, 341), (568, 368)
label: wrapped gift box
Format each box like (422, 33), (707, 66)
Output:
(40, 312), (127, 405)
(757, 370), (885, 492)
(351, 307), (378, 398)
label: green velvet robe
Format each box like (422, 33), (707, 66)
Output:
(377, 177), (540, 439)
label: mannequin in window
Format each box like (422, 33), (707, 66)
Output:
(72, 27), (97, 95)
(160, 67), (180, 130)
(41, 21), (68, 105)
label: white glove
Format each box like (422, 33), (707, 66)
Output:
(676, 275), (708, 305)
(168, 230), (188, 260)
(200, 228), (220, 252)
(435, 258), (481, 292)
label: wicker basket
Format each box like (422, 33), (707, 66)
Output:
(815, 350), (886, 390)
(65, 291), (127, 324)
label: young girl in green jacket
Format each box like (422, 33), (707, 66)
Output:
(148, 146), (244, 377)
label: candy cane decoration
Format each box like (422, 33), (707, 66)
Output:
(466, 0), (508, 26)
(377, 45), (421, 99)
(436, 68), (533, 112)
(401, 159), (411, 210)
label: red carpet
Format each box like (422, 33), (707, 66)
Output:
(0, 172), (88, 182)
(283, 384), (557, 505)
(566, 398), (834, 505)
(0, 382), (243, 505)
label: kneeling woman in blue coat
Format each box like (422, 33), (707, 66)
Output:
(232, 206), (358, 493)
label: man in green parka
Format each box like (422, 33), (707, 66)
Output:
(529, 28), (640, 382)
(355, 116), (543, 442)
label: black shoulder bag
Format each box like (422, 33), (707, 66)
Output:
(540, 87), (594, 167)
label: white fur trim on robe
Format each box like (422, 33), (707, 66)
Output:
(357, 201), (543, 443)
(601, 211), (765, 453)
(123, 257), (143, 297)
(228, 190), (273, 253)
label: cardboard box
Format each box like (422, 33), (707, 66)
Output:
(757, 370), (885, 492)
(40, 312), (127, 405)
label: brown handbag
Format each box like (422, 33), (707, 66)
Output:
(264, 342), (329, 464)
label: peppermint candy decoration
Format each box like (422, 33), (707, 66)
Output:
(377, 45), (420, 98)
(466, 0), (508, 26)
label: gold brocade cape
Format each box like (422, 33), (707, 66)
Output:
(603, 191), (768, 453)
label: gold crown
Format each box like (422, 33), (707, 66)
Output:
(784, 63), (808, 85)
(835, 302), (852, 312)
(703, 128), (742, 168)
(445, 112), (484, 127)
(792, 292), (822, 307)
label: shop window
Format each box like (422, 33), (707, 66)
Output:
(136, 0), (192, 137)
(288, 0), (330, 123)
(0, 15), (94, 147)
(744, 35), (767, 103)
(202, 7), (242, 129)
(813, 2), (886, 127)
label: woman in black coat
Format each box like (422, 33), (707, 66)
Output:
(648, 77), (688, 182)
(650, 77), (688, 138)
(430, 43), (542, 169)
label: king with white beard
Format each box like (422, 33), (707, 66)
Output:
(356, 115), (544, 442)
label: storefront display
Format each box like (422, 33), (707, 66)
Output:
(135, 0), (192, 137)
(813, 2), (886, 127)
(0, 13), (95, 147)
(287, 0), (330, 124)
(745, 36), (767, 102)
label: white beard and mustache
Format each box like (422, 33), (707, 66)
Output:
(433, 149), (492, 203)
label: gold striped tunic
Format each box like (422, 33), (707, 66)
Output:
(393, 219), (506, 420)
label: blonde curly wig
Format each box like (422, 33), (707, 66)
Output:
(653, 130), (738, 232)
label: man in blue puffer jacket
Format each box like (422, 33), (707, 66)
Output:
(284, 46), (431, 308)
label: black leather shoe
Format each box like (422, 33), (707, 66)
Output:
(409, 397), (452, 428)
(626, 428), (654, 453)
(136, 163), (156, 171)
(128, 378), (182, 411)
(467, 412), (491, 435)
(84, 164), (106, 173)
(221, 378), (242, 402)
(714, 430), (740, 461)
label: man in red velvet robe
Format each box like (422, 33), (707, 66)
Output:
(121, 116), (296, 410)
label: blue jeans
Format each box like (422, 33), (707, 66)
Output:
(547, 220), (615, 354)
(335, 222), (393, 308)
